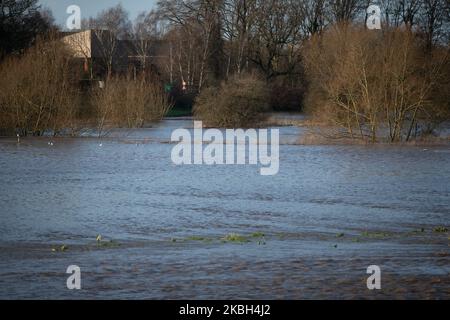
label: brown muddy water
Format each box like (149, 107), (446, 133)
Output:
(0, 119), (449, 299)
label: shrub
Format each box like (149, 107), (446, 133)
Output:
(193, 74), (270, 128)
(0, 35), (81, 136)
(92, 75), (173, 131)
(302, 25), (449, 143)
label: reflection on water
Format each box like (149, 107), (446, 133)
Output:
(0, 119), (449, 299)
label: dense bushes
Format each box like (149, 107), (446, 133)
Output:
(303, 25), (450, 142)
(0, 38), (173, 136)
(1, 24), (448, 141)
(193, 74), (270, 128)
(93, 76), (173, 131)
(0, 37), (80, 136)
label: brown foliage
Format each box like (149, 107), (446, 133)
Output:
(0, 35), (81, 135)
(0, 36), (173, 136)
(92, 75), (173, 132)
(193, 74), (270, 128)
(303, 25), (449, 142)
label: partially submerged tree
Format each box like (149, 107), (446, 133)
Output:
(303, 25), (449, 142)
(93, 73), (173, 132)
(0, 34), (81, 135)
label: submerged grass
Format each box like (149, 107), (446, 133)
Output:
(433, 226), (449, 233)
(51, 235), (122, 253)
(97, 240), (121, 248)
(339, 226), (446, 243)
(174, 226), (447, 248)
(222, 233), (249, 243)
(185, 236), (213, 243)
(176, 232), (268, 245)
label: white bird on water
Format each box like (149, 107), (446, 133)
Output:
(16, 134), (20, 144)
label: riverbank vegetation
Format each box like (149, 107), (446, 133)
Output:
(303, 26), (450, 143)
(0, 1), (449, 142)
(193, 74), (269, 127)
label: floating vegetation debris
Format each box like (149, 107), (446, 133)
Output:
(49, 235), (122, 253)
(178, 232), (268, 244)
(97, 240), (121, 248)
(251, 232), (265, 238)
(51, 245), (68, 252)
(95, 235), (120, 248)
(361, 231), (392, 239)
(433, 226), (448, 233)
(222, 233), (249, 243)
(186, 236), (208, 241)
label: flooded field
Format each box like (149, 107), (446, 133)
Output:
(0, 119), (449, 299)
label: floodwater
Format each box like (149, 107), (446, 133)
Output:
(0, 119), (449, 299)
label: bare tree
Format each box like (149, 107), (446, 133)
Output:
(249, 0), (306, 81)
(397, 0), (422, 28)
(303, 25), (449, 142)
(83, 4), (132, 78)
(132, 10), (163, 77)
(299, 0), (328, 36)
(63, 30), (95, 79)
(158, 0), (224, 90)
(328, 0), (364, 23)
(222, 0), (258, 75)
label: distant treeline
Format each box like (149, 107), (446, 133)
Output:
(0, 1), (449, 142)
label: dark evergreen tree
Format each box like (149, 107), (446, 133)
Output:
(0, 0), (52, 58)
